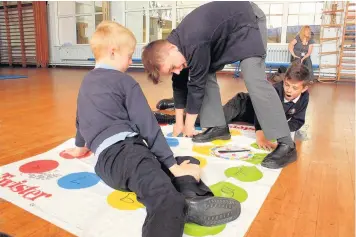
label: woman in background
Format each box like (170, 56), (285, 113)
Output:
(289, 25), (315, 80)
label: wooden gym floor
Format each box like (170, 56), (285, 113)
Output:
(0, 67), (354, 237)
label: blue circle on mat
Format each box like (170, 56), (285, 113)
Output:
(57, 172), (100, 189)
(166, 127), (201, 137)
(166, 137), (179, 147)
(167, 132), (183, 137)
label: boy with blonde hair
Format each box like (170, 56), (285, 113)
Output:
(64, 21), (240, 237)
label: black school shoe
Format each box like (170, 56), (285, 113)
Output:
(192, 125), (231, 143)
(153, 112), (202, 126)
(154, 112), (176, 124)
(0, 233), (12, 237)
(156, 98), (175, 110)
(185, 196), (241, 226)
(261, 143), (297, 169)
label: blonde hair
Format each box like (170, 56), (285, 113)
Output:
(299, 25), (311, 42)
(90, 21), (136, 60)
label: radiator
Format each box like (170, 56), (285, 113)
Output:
(133, 43), (145, 60)
(265, 45), (291, 62)
(131, 44), (293, 67)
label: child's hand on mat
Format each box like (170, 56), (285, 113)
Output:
(183, 126), (198, 137)
(183, 113), (199, 137)
(64, 147), (90, 157)
(180, 160), (200, 181)
(173, 122), (184, 137)
(169, 160), (200, 181)
(256, 131), (276, 151)
(173, 109), (185, 137)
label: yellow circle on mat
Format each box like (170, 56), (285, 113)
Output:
(192, 145), (214, 156)
(194, 156), (207, 168)
(107, 191), (144, 210)
(230, 129), (242, 136)
(211, 139), (232, 145)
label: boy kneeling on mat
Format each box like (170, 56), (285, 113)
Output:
(220, 62), (310, 154)
(155, 62), (310, 165)
(63, 21), (240, 237)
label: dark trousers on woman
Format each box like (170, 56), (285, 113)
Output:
(291, 56), (314, 80)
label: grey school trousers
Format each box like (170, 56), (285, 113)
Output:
(199, 73), (226, 128)
(200, 2), (290, 139)
(239, 3), (290, 139)
(198, 2), (268, 129)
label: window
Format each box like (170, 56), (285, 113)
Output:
(176, 1), (202, 26)
(124, 2), (148, 43)
(2, 1), (22, 7)
(123, 1), (325, 45)
(255, 3), (283, 43)
(286, 2), (323, 44)
(57, 1), (108, 45)
(125, 1), (176, 44)
(76, 2), (92, 14)
(125, 1), (148, 10)
(76, 15), (94, 44)
(176, 8), (195, 26)
(176, 1), (206, 6)
(345, 4), (356, 46)
(149, 9), (173, 41)
(126, 11), (147, 43)
(149, 1), (174, 8)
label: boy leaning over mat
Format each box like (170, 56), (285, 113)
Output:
(141, 1), (297, 170)
(155, 62), (311, 168)
(63, 21), (241, 237)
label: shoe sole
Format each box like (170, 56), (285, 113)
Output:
(156, 105), (175, 110)
(261, 152), (297, 169)
(157, 119), (175, 124)
(186, 197), (241, 226)
(192, 134), (231, 143)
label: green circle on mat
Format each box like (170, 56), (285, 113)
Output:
(184, 223), (226, 237)
(210, 181), (248, 203)
(244, 153), (268, 165)
(224, 165), (263, 182)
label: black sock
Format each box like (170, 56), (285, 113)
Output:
(277, 135), (295, 148)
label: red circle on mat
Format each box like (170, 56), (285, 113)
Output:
(59, 150), (92, 159)
(19, 160), (59, 173)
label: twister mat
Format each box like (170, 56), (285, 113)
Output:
(0, 124), (282, 237)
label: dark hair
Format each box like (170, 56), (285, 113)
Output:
(285, 61), (311, 86)
(141, 39), (168, 84)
